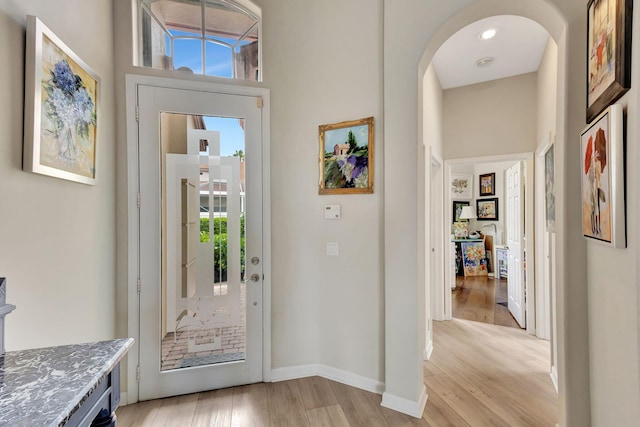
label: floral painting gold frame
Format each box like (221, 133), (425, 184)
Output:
(319, 117), (374, 194)
(23, 16), (100, 185)
(586, 0), (632, 122)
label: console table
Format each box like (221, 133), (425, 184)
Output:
(0, 338), (133, 426)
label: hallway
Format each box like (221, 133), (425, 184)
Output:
(117, 319), (557, 426)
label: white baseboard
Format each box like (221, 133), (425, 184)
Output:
(270, 364), (384, 395)
(550, 366), (558, 393)
(270, 364), (319, 382)
(381, 385), (428, 419)
(424, 340), (433, 360)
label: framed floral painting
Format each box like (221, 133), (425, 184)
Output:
(23, 16), (100, 185)
(319, 117), (374, 194)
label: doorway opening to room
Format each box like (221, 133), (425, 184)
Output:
(422, 12), (561, 398)
(446, 155), (534, 331)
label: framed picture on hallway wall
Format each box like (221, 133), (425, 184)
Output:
(479, 172), (496, 196)
(318, 117), (374, 194)
(23, 16), (100, 185)
(451, 174), (472, 199)
(586, 0), (632, 122)
(476, 198), (499, 221)
(579, 104), (625, 248)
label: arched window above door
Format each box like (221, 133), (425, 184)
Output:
(137, 0), (261, 81)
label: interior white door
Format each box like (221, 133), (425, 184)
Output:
(506, 161), (526, 328)
(137, 85), (263, 400)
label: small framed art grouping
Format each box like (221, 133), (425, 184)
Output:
(319, 117), (374, 194)
(580, 104), (625, 248)
(23, 16), (100, 185)
(586, 0), (632, 122)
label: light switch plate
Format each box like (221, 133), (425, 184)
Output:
(326, 242), (339, 256)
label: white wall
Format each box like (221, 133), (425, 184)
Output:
(0, 0), (116, 350)
(262, 0), (384, 380)
(443, 72), (537, 160)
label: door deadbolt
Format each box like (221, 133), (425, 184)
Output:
(251, 257), (260, 265)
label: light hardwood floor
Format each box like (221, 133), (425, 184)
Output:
(117, 319), (557, 426)
(453, 276), (521, 329)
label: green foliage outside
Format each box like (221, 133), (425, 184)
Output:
(200, 215), (246, 282)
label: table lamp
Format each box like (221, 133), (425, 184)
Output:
(456, 206), (476, 238)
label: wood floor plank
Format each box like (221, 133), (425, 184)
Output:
(191, 387), (233, 427)
(115, 398), (161, 427)
(267, 380), (310, 426)
(427, 373), (511, 427)
(296, 376), (339, 409)
(306, 404), (351, 427)
(148, 393), (198, 427)
(231, 383), (270, 427)
(422, 390), (471, 427)
(330, 381), (388, 427)
(379, 403), (429, 426)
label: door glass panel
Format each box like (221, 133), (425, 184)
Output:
(160, 112), (246, 371)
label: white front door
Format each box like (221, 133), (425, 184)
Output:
(136, 84), (264, 400)
(506, 161), (526, 328)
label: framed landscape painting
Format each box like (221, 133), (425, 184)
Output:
(319, 117), (374, 194)
(580, 104), (625, 248)
(586, 0), (632, 122)
(23, 16), (100, 185)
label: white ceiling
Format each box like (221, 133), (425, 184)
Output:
(432, 15), (550, 90)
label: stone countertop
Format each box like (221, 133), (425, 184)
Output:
(0, 338), (134, 427)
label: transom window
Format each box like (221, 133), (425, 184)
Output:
(138, 0), (261, 81)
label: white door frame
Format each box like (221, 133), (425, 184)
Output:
(443, 152), (536, 335)
(124, 74), (271, 403)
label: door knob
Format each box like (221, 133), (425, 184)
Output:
(250, 274), (260, 282)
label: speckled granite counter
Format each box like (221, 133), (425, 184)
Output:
(0, 338), (134, 426)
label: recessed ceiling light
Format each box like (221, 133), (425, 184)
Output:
(476, 57), (494, 68)
(480, 28), (498, 40)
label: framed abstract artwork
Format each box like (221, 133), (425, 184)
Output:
(479, 172), (496, 196)
(544, 144), (556, 232)
(319, 117), (374, 194)
(580, 104), (625, 248)
(23, 16), (100, 185)
(476, 198), (499, 221)
(586, 0), (632, 122)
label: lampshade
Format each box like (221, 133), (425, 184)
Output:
(459, 206), (476, 220)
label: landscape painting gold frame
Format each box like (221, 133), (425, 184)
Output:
(23, 15), (100, 185)
(318, 117), (374, 195)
